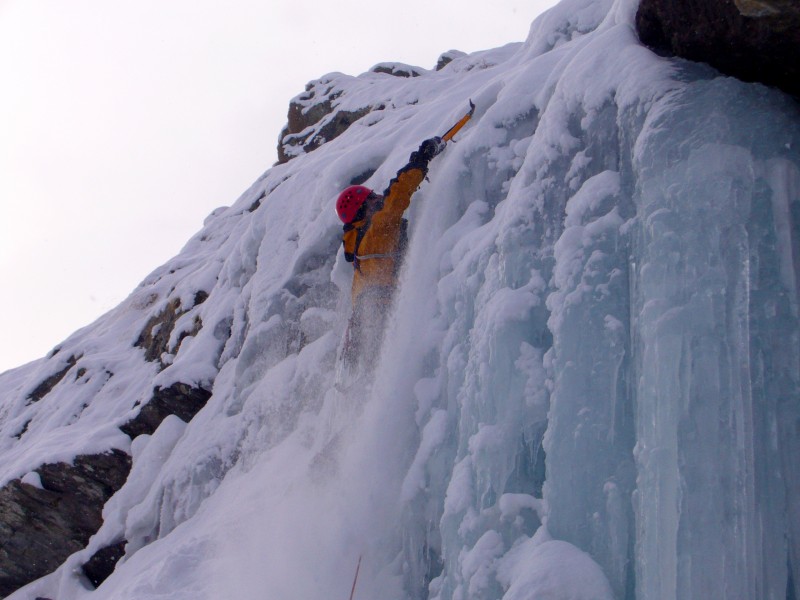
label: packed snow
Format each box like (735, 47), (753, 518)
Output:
(1, 0), (798, 598)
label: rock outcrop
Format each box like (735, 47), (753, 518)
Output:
(275, 53), (471, 164)
(0, 451), (132, 597)
(435, 50), (466, 71)
(134, 292), (207, 366)
(0, 280), (216, 597)
(276, 60), (438, 165)
(25, 354), (79, 404)
(636, 0), (800, 97)
(0, 376), (212, 598)
(370, 62), (423, 78)
(81, 540), (128, 589)
(277, 76), (376, 165)
(119, 382), (212, 439)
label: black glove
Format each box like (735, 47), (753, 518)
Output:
(418, 136), (446, 161)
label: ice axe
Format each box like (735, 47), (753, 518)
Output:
(441, 99), (476, 142)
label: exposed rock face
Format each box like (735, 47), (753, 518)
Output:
(82, 540), (127, 588)
(25, 354), (79, 404)
(277, 77), (375, 164)
(435, 50), (466, 71)
(135, 298), (184, 362)
(636, 0), (800, 97)
(1, 292), (213, 597)
(119, 382), (213, 439)
(370, 62), (423, 78)
(135, 293), (207, 366)
(0, 380), (211, 597)
(0, 451), (132, 598)
(277, 59), (443, 164)
(277, 103), (373, 164)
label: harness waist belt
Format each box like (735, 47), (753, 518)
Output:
(356, 252), (399, 261)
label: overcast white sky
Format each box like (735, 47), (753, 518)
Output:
(0, 0), (558, 373)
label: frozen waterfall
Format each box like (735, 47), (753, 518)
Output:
(1, 0), (798, 598)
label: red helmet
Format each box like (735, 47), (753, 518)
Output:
(336, 185), (372, 223)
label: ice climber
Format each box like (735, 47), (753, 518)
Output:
(335, 136), (446, 368)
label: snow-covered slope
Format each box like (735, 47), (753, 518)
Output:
(2, 0), (799, 597)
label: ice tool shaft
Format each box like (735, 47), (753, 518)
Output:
(441, 99), (476, 142)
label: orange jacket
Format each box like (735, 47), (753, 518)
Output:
(342, 159), (428, 305)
